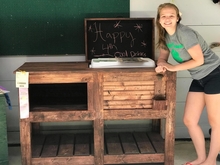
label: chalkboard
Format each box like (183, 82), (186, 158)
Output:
(0, 0), (129, 56)
(85, 18), (155, 61)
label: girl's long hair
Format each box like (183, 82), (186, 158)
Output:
(156, 3), (182, 50)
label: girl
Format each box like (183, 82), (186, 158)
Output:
(155, 3), (220, 165)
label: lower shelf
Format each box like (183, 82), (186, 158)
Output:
(32, 132), (164, 157)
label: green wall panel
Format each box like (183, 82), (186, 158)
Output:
(0, 0), (129, 55)
(0, 95), (9, 165)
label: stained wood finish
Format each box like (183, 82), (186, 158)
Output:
(29, 111), (95, 122)
(32, 134), (45, 158)
(93, 72), (104, 165)
(105, 133), (123, 155)
(41, 134), (60, 157)
(133, 132), (155, 154)
(15, 62), (176, 165)
(31, 132), (164, 164)
(164, 71), (176, 164)
(20, 119), (31, 165)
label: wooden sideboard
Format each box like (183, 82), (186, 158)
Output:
(15, 62), (176, 165)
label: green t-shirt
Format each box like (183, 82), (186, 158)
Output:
(166, 23), (220, 80)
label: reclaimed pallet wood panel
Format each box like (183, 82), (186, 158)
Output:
(41, 134), (60, 157)
(74, 134), (91, 156)
(105, 133), (123, 155)
(31, 132), (164, 158)
(32, 134), (46, 158)
(32, 133), (93, 157)
(133, 132), (155, 154)
(103, 80), (155, 110)
(57, 134), (74, 157)
(15, 62), (176, 165)
(29, 111), (95, 122)
(148, 132), (164, 153)
(14, 62), (89, 72)
(104, 154), (164, 164)
(120, 132), (139, 154)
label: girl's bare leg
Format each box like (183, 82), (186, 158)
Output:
(199, 94), (220, 165)
(183, 92), (206, 165)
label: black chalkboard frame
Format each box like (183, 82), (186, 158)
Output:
(84, 18), (155, 61)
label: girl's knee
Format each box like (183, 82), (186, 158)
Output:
(183, 117), (198, 128)
(183, 117), (190, 127)
(208, 116), (220, 128)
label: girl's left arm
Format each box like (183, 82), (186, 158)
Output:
(160, 44), (204, 71)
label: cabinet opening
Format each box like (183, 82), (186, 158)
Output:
(29, 83), (88, 111)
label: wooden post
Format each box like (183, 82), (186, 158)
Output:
(164, 71), (176, 165)
(152, 73), (166, 132)
(93, 72), (104, 165)
(20, 119), (31, 165)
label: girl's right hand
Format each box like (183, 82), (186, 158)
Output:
(155, 66), (166, 73)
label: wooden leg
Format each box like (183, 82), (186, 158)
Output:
(94, 119), (104, 165)
(164, 72), (176, 165)
(20, 119), (31, 165)
(164, 116), (175, 165)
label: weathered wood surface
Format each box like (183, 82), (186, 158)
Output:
(105, 133), (123, 155)
(32, 156), (94, 165)
(164, 71), (176, 164)
(104, 154), (164, 164)
(14, 62), (89, 72)
(93, 72), (104, 165)
(57, 134), (74, 157)
(15, 62), (176, 165)
(14, 62), (92, 84)
(41, 134), (60, 157)
(20, 119), (31, 165)
(31, 132), (164, 157)
(103, 110), (168, 120)
(32, 134), (46, 158)
(153, 100), (167, 110)
(102, 74), (155, 111)
(29, 111), (95, 122)
(133, 132), (155, 154)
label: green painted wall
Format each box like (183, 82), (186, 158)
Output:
(0, 95), (9, 165)
(0, 0), (129, 55)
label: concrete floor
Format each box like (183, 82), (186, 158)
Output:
(6, 140), (220, 165)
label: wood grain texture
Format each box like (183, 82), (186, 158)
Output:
(16, 62), (176, 165)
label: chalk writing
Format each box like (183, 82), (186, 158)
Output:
(113, 21), (122, 28)
(85, 18), (154, 60)
(93, 22), (106, 42)
(141, 40), (147, 47)
(134, 24), (143, 32)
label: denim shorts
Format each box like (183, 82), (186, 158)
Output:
(189, 65), (220, 94)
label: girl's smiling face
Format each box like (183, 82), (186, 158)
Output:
(159, 7), (179, 34)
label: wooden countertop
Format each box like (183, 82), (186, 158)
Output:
(14, 62), (156, 73)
